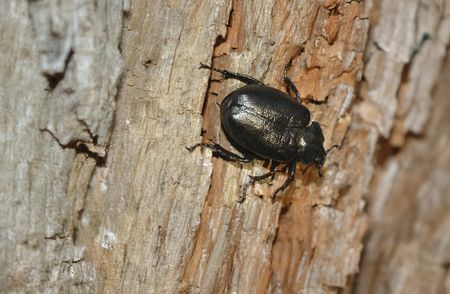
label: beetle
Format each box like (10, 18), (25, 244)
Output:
(188, 62), (339, 201)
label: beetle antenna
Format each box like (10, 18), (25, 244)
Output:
(326, 144), (341, 154)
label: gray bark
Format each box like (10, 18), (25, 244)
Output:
(1, 0), (123, 292)
(1, 0), (449, 293)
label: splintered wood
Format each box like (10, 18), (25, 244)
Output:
(2, 0), (449, 293)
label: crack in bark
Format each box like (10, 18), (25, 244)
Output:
(76, 118), (99, 145)
(62, 258), (84, 265)
(45, 233), (70, 240)
(39, 128), (107, 166)
(43, 49), (74, 90)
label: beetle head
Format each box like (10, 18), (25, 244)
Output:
(297, 122), (340, 177)
(297, 121), (326, 171)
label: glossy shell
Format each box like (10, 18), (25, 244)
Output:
(220, 84), (311, 162)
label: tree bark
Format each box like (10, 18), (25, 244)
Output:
(1, 1), (123, 292)
(354, 1), (450, 293)
(1, 0), (449, 293)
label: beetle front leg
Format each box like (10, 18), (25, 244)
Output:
(316, 167), (324, 178)
(186, 142), (252, 163)
(312, 144), (341, 177)
(199, 63), (264, 85)
(272, 161), (297, 198)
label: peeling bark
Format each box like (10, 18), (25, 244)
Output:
(1, 0), (449, 293)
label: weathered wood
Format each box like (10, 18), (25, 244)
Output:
(354, 0), (450, 293)
(186, 1), (370, 292)
(2, 0), (449, 293)
(0, 0), (123, 292)
(77, 1), (231, 293)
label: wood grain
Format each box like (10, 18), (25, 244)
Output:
(0, 0), (123, 292)
(1, 0), (449, 293)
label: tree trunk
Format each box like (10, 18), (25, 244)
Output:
(1, 0), (448, 293)
(354, 1), (450, 293)
(1, 1), (123, 292)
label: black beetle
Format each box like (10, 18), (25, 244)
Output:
(188, 63), (339, 201)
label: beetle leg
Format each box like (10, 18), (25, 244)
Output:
(302, 163), (325, 178)
(270, 162), (282, 181)
(249, 162), (279, 183)
(186, 142), (252, 163)
(316, 167), (324, 178)
(249, 172), (274, 182)
(283, 76), (301, 104)
(283, 64), (301, 104)
(199, 63), (264, 85)
(272, 161), (297, 198)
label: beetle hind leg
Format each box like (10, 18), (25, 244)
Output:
(186, 142), (252, 163)
(199, 63), (264, 85)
